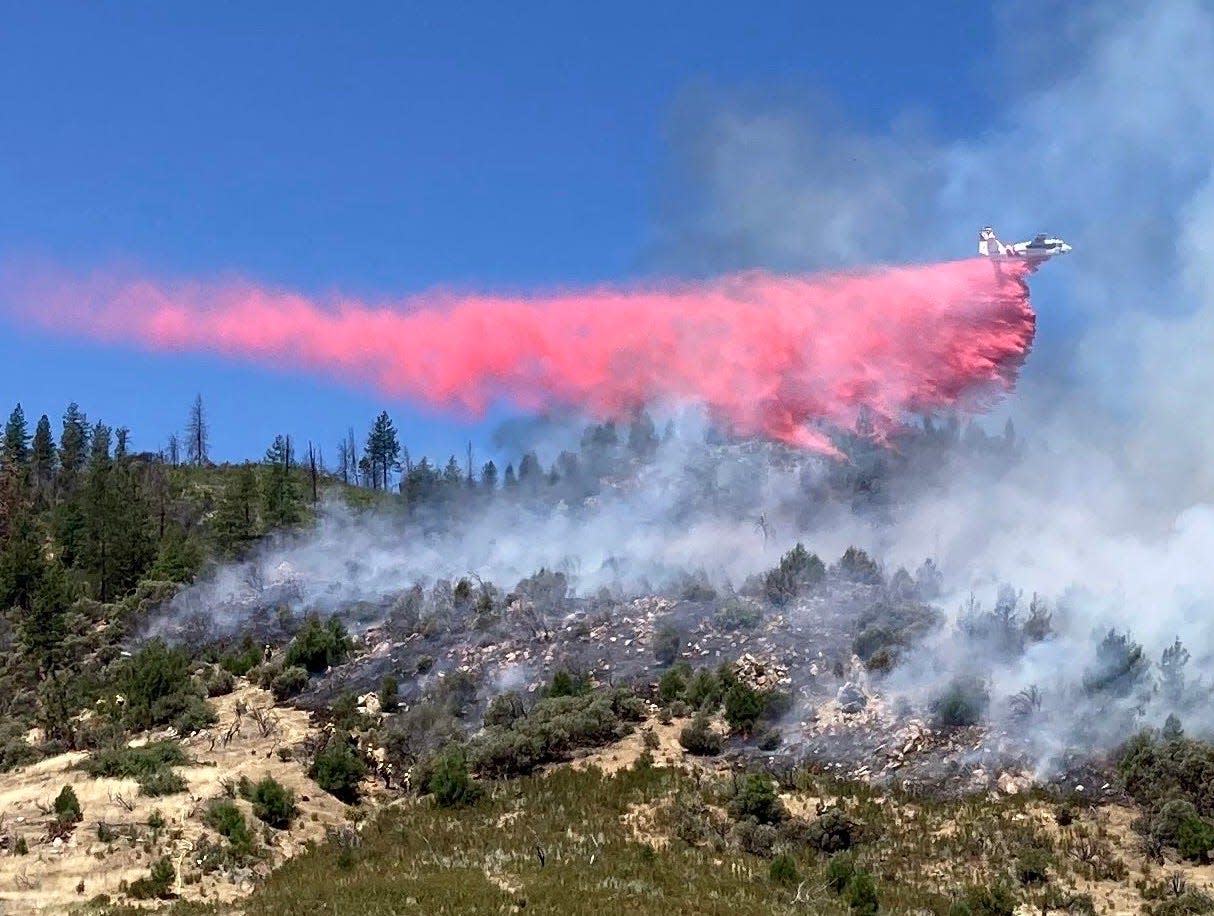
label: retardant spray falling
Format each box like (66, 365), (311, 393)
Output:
(3, 258), (1034, 453)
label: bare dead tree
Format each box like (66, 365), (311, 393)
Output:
(111, 793), (135, 813)
(249, 704), (279, 738)
(185, 394), (209, 466)
(1169, 871), (1188, 897)
(307, 441), (319, 502)
(346, 427), (360, 485)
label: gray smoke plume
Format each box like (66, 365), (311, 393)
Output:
(161, 0), (1214, 765)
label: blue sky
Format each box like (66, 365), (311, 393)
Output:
(0, 2), (998, 465)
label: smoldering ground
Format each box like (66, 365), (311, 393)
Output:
(154, 0), (1214, 776)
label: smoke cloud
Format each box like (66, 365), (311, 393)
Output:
(2, 259), (1033, 455)
(10, 0), (1214, 772)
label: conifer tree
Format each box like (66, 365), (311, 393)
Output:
(363, 412), (401, 491)
(214, 464), (259, 555)
(3, 404), (30, 467)
(31, 415), (56, 490)
(0, 507), (44, 612)
(262, 436), (301, 527)
(58, 403), (90, 495)
(481, 460), (498, 490)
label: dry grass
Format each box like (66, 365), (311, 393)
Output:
(0, 684), (347, 914)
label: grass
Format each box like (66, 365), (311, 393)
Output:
(226, 762), (1112, 916)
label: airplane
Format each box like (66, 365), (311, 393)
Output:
(978, 227), (1071, 270)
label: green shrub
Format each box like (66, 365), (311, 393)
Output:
(54, 785), (82, 823)
(1152, 889), (1214, 916)
(807, 808), (858, 853)
(128, 856), (175, 900)
(221, 639), (265, 677)
(242, 775), (298, 829)
(138, 768), (188, 797)
(678, 713), (722, 756)
(652, 624), (682, 666)
(930, 676), (990, 728)
(836, 546), (882, 585)
(769, 852), (798, 885)
(416, 655), (435, 674)
(658, 663), (690, 703)
(205, 667), (236, 697)
(960, 882), (1017, 916)
(116, 639), (215, 733)
(723, 683), (765, 734)
(484, 691), (526, 729)
(0, 737), (41, 773)
(379, 676), (400, 713)
(1179, 815), (1214, 862)
(1120, 732), (1214, 818)
(715, 600), (762, 632)
(471, 688), (645, 778)
(846, 869), (879, 915)
(80, 741), (188, 779)
(271, 665), (309, 701)
(684, 669), (723, 710)
(727, 774), (785, 825)
(310, 741), (367, 803)
(172, 694), (219, 735)
(285, 615), (351, 674)
(1015, 845), (1051, 885)
(764, 543), (825, 606)
(429, 746), (481, 808)
(826, 851), (856, 893)
(203, 799), (255, 857)
(546, 669), (591, 698)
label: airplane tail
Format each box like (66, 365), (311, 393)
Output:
(978, 226), (1002, 257)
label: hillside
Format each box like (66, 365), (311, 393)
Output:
(2, 405), (1214, 915)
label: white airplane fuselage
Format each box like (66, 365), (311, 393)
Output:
(978, 228), (1071, 269)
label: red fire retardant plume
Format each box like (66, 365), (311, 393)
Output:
(6, 259), (1034, 455)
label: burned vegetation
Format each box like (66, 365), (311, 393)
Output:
(1, 401), (1214, 913)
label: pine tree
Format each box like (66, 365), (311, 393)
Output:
(58, 403), (90, 496)
(0, 508), (45, 612)
(3, 404), (30, 467)
(517, 452), (543, 490)
(481, 460), (498, 490)
(19, 560), (69, 674)
(213, 464), (259, 556)
(364, 412), (401, 491)
(627, 410), (658, 460)
(262, 436), (301, 527)
(443, 455), (462, 489)
(74, 423), (153, 600)
(31, 415), (56, 490)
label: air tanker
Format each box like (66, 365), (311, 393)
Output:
(978, 227), (1071, 270)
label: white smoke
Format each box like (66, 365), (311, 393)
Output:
(163, 0), (1214, 756)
